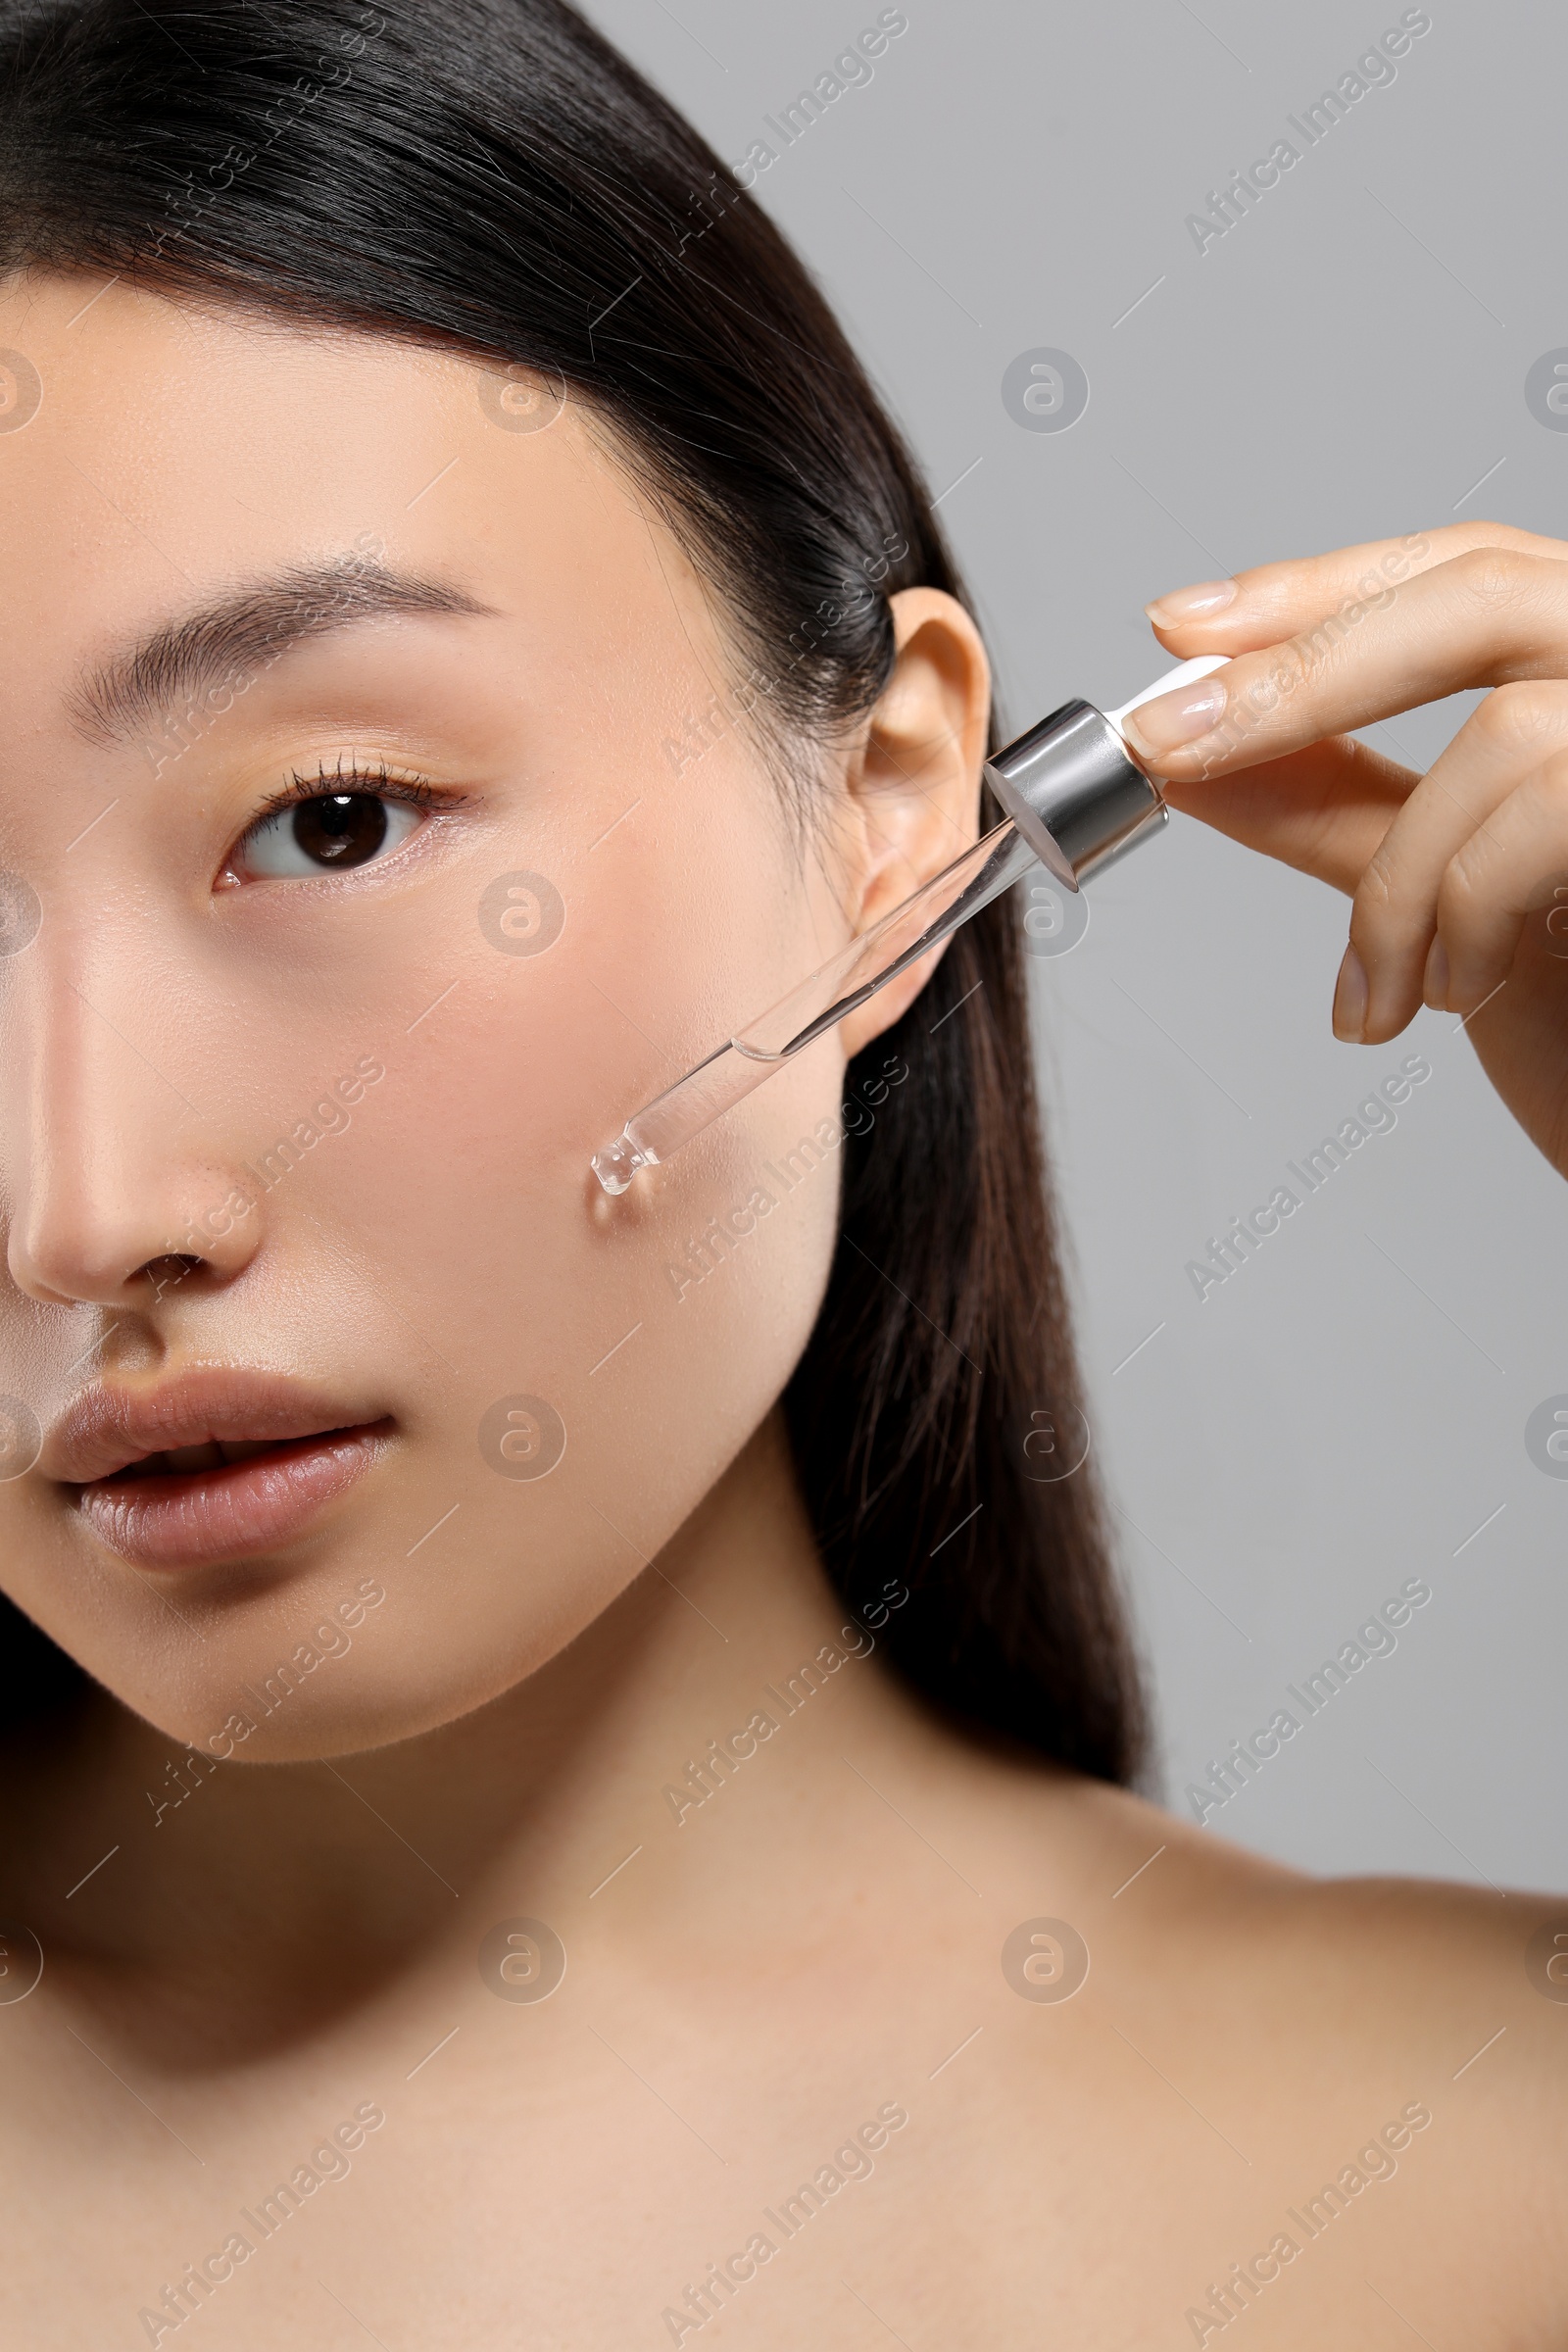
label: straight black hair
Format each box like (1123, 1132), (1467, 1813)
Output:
(0, 0), (1147, 1782)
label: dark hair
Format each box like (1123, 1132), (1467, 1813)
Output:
(0, 0), (1146, 1781)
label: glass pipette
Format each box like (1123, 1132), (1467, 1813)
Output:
(591, 653), (1226, 1194)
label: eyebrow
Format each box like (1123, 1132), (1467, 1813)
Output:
(69, 560), (499, 744)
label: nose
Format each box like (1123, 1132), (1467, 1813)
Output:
(2, 944), (260, 1310)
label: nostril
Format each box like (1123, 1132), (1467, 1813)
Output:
(137, 1252), (203, 1302)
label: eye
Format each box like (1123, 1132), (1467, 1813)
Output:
(227, 762), (443, 882)
(240, 792), (419, 878)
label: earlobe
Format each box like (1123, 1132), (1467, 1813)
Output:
(835, 586), (991, 1058)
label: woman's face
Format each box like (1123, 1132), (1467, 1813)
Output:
(0, 273), (932, 1758)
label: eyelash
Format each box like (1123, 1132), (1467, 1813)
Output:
(249, 755), (458, 828)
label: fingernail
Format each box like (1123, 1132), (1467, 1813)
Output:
(1422, 935), (1448, 1010)
(1144, 579), (1238, 627)
(1332, 945), (1368, 1042)
(1121, 680), (1228, 761)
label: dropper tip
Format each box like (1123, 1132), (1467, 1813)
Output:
(591, 1130), (649, 1196)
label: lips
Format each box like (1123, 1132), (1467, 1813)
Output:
(48, 1370), (390, 1568)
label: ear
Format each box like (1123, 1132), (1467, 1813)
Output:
(834, 586), (991, 1059)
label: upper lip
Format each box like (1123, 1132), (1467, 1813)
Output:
(45, 1368), (384, 1487)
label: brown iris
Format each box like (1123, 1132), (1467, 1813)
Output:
(290, 793), (389, 867)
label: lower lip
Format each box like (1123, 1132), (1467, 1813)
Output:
(73, 1429), (387, 1567)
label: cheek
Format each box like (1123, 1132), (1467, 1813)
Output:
(329, 777), (844, 1450)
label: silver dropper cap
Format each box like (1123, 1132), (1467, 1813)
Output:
(982, 653), (1230, 889)
(983, 699), (1162, 889)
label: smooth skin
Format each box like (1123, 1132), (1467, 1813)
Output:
(0, 273), (1562, 2351)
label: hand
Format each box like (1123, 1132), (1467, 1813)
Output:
(1125, 522), (1568, 1178)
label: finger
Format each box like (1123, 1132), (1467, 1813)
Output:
(1162, 734), (1414, 895)
(1432, 753), (1568, 1016)
(1120, 546), (1568, 782)
(1346, 681), (1568, 1042)
(1144, 520), (1568, 652)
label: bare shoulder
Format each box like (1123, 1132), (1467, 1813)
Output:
(962, 1751), (1568, 2210)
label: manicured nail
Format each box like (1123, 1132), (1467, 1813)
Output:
(1144, 579), (1239, 627)
(1422, 935), (1448, 1010)
(1120, 680), (1228, 762)
(1332, 945), (1368, 1042)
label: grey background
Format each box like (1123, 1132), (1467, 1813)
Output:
(581, 0), (1567, 1890)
